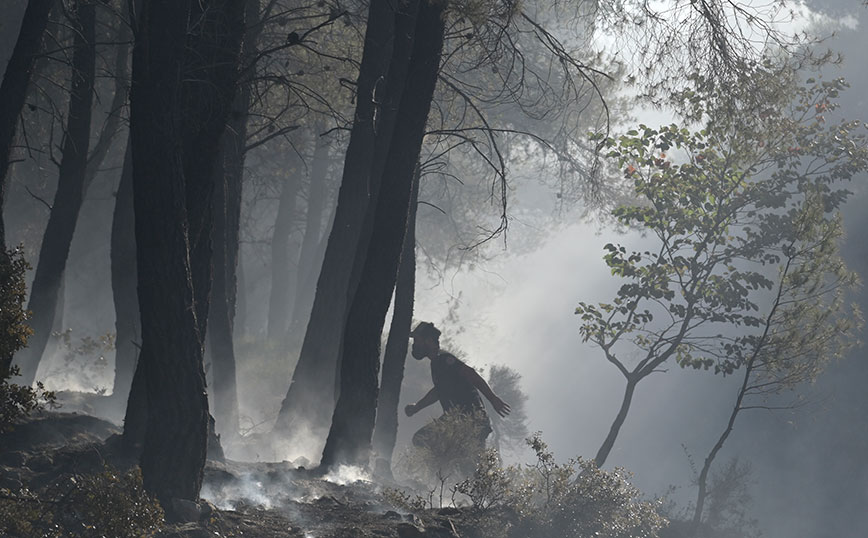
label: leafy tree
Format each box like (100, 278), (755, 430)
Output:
(576, 67), (868, 468)
(0, 246), (55, 433)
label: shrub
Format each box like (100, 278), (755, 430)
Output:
(0, 248), (55, 433)
(0, 466), (164, 537)
(390, 432), (667, 538)
(394, 408), (490, 499)
(501, 434), (667, 538)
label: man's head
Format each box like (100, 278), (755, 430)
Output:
(410, 321), (440, 360)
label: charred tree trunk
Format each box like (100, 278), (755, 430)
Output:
(320, 0), (445, 469)
(208, 143), (240, 439)
(273, 0), (420, 444)
(83, 11), (132, 192)
(16, 2), (96, 386)
(130, 0), (244, 510)
(111, 141), (139, 402)
(130, 0), (205, 503)
(372, 165), (418, 476)
(207, 0), (261, 441)
(0, 0), (55, 252)
(266, 168), (300, 341)
(285, 130), (330, 351)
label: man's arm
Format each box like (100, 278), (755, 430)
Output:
(405, 387), (438, 417)
(459, 364), (511, 418)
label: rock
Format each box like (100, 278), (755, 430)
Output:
(0, 451), (27, 467)
(170, 498), (211, 523)
(384, 510), (403, 520)
(155, 522), (211, 538)
(396, 521), (460, 538)
(396, 522), (427, 538)
(0, 471), (22, 490)
(26, 453), (54, 471)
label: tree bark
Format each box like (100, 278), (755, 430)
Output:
(371, 164), (418, 476)
(273, 0), (421, 444)
(111, 140), (138, 402)
(208, 142), (240, 439)
(594, 376), (637, 467)
(16, 1), (95, 386)
(320, 0), (445, 469)
(0, 0), (55, 252)
(207, 0), (262, 441)
(130, 0), (244, 510)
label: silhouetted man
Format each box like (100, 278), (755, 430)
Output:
(405, 321), (510, 451)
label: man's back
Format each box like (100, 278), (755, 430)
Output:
(430, 352), (487, 417)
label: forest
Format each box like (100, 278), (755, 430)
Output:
(0, 0), (866, 537)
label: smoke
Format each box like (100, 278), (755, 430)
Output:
(201, 473), (279, 511)
(322, 465), (371, 486)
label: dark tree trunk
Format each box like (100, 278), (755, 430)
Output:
(208, 143), (240, 439)
(285, 130), (331, 351)
(83, 10), (132, 192)
(320, 0), (445, 469)
(266, 168), (300, 341)
(130, 0), (244, 510)
(16, 2), (96, 386)
(131, 0), (205, 505)
(0, 0), (55, 252)
(372, 165), (418, 476)
(273, 0), (421, 443)
(594, 377), (637, 467)
(111, 141), (139, 402)
(234, 250), (247, 340)
(207, 0), (261, 441)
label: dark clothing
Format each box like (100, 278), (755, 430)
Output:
(411, 352), (492, 451)
(430, 352), (487, 416)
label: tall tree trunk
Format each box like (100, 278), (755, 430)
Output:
(0, 0), (55, 252)
(82, 9), (132, 192)
(594, 376), (637, 467)
(16, 1), (95, 386)
(266, 167), (300, 341)
(320, 0), (445, 469)
(207, 0), (261, 442)
(285, 129), (330, 351)
(371, 165), (418, 476)
(208, 143), (240, 439)
(131, 0), (205, 505)
(111, 140), (138, 402)
(130, 0), (244, 510)
(273, 0), (421, 444)
(234, 250), (247, 340)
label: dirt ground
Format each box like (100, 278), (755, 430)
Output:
(0, 411), (493, 538)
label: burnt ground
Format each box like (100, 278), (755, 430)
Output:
(0, 411), (500, 538)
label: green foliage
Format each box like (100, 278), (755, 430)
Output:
(0, 247), (31, 373)
(577, 70), (866, 382)
(0, 248), (56, 433)
(506, 434), (667, 538)
(391, 433), (667, 537)
(455, 448), (512, 510)
(0, 466), (164, 537)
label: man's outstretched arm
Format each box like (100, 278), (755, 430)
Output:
(405, 387), (438, 417)
(460, 364), (511, 418)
